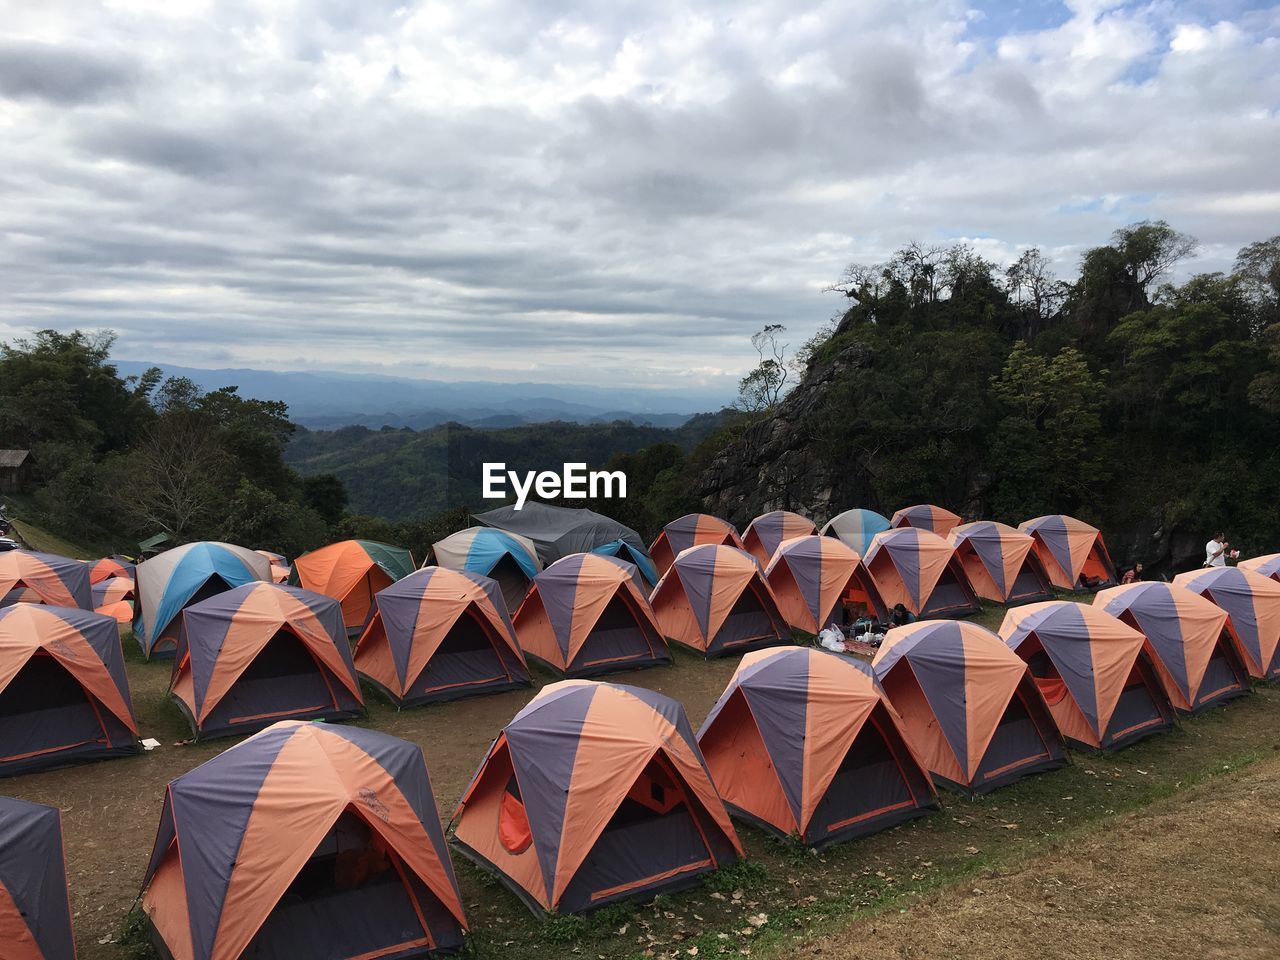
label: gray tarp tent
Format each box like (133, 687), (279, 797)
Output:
(474, 502), (651, 567)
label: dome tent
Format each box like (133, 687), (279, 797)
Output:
(141, 721), (467, 960)
(451, 680), (742, 915)
(355, 567), (531, 707)
(135, 541), (273, 658)
(698, 647), (938, 847)
(874, 621), (1066, 793)
(169, 582), (364, 740)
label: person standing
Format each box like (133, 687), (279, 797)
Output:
(1205, 533), (1228, 568)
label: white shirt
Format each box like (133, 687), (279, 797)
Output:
(1205, 539), (1226, 567)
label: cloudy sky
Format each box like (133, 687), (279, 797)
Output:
(1, 0), (1277, 401)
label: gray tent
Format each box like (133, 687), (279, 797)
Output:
(474, 502), (652, 568)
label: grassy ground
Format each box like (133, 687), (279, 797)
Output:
(800, 752), (1280, 960)
(8, 516), (99, 559)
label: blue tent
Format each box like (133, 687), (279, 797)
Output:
(134, 542), (272, 658)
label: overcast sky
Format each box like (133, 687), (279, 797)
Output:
(1, 0), (1277, 400)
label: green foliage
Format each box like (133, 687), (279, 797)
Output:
(0, 332), (345, 555)
(773, 227), (1280, 567)
(987, 343), (1110, 519)
(540, 913), (587, 944)
(118, 906), (161, 960)
(702, 858), (770, 893)
(284, 411), (738, 533)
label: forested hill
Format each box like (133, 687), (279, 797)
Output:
(284, 412), (733, 520)
(698, 224), (1280, 573)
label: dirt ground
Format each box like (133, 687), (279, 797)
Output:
(800, 753), (1280, 960)
(4, 623), (1279, 960)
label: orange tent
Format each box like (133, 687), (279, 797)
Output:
(1000, 602), (1174, 750)
(142, 721), (467, 959)
(355, 567), (531, 706)
(741, 511), (817, 567)
(291, 540), (415, 634)
(648, 514), (743, 578)
(650, 544), (790, 656)
(890, 504), (961, 537)
(698, 647), (937, 847)
(874, 621), (1065, 793)
(513, 554), (669, 677)
(1173, 566), (1280, 680)
(0, 605), (140, 776)
(948, 521), (1053, 605)
(863, 529), (980, 618)
(764, 535), (886, 632)
(451, 680), (742, 914)
(1019, 515), (1117, 590)
(1096, 582), (1251, 713)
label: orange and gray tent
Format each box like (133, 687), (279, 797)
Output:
(0, 797), (75, 960)
(1239, 553), (1280, 583)
(648, 514), (744, 578)
(863, 528), (981, 618)
(1095, 582), (1250, 714)
(451, 680), (742, 915)
(820, 508), (891, 556)
(430, 526), (542, 613)
(764, 535), (887, 632)
(141, 721), (467, 960)
(1173, 566), (1280, 680)
(90, 555), (135, 584)
(0, 550), (92, 609)
(513, 554), (669, 676)
(169, 583), (364, 740)
(93, 575), (136, 623)
(999, 602), (1174, 751)
(873, 622), (1066, 793)
(949, 521), (1053, 605)
(254, 550), (291, 584)
(698, 648), (937, 848)
(650, 544), (790, 657)
(135, 542), (273, 659)
(741, 510), (817, 567)
(291, 540), (416, 634)
(1018, 515), (1117, 590)
(355, 567), (531, 707)
(890, 504), (962, 537)
(0, 604), (139, 776)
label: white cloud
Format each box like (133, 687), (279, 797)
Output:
(0, 0), (1276, 395)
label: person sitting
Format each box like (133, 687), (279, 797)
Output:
(1120, 562), (1144, 584)
(888, 603), (916, 628)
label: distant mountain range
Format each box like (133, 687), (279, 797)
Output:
(112, 360), (728, 430)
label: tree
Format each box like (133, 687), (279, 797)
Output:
(987, 343), (1110, 519)
(1111, 220), (1198, 295)
(736, 324), (793, 413)
(1234, 235), (1280, 331)
(1066, 221), (1198, 341)
(111, 413), (228, 540)
(303, 473), (349, 525)
(1004, 248), (1063, 325)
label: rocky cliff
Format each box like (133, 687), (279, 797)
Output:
(697, 337), (873, 528)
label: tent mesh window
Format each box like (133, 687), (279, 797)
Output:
(0, 654), (111, 761)
(410, 609), (514, 698)
(242, 809), (456, 960)
(558, 755), (716, 911)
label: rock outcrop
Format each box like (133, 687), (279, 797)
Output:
(697, 339), (872, 527)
